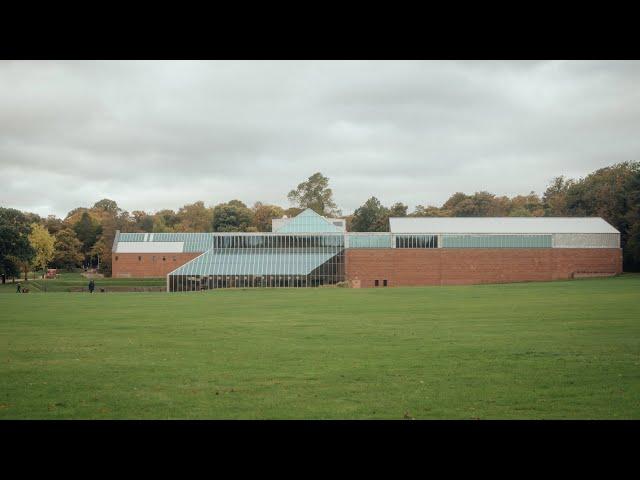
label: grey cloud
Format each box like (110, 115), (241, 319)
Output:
(0, 60), (638, 218)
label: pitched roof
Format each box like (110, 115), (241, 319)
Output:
(273, 208), (343, 233)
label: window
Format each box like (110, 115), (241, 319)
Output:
(115, 256), (119, 261)
(152, 256), (156, 262)
(374, 279), (379, 287)
(383, 279), (388, 287)
(138, 256), (142, 261)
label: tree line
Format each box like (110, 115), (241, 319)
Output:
(1, 162), (638, 280)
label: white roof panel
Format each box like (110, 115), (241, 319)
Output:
(389, 217), (619, 234)
(115, 241), (184, 253)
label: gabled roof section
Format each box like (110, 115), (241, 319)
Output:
(274, 208), (343, 233)
(389, 217), (620, 234)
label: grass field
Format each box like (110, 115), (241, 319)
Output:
(1, 275), (639, 419)
(0, 272), (165, 293)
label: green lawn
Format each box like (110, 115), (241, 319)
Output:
(0, 272), (165, 293)
(1, 275), (639, 419)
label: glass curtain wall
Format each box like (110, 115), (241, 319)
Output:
(169, 233), (345, 292)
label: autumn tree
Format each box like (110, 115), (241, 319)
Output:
(153, 209), (180, 232)
(412, 205), (448, 217)
(43, 215), (64, 235)
(389, 202), (408, 217)
(287, 172), (340, 216)
(176, 201), (214, 232)
(28, 223), (55, 278)
(131, 210), (154, 232)
(543, 176), (573, 216)
(73, 211), (102, 257)
(252, 202), (284, 232)
(52, 228), (84, 270)
(212, 200), (254, 232)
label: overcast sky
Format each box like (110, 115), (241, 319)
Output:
(1, 60), (638, 218)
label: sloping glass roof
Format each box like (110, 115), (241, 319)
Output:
(169, 249), (337, 276)
(274, 208), (343, 233)
(117, 232), (216, 252)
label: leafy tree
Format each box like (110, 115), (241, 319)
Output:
(131, 210), (154, 233)
(284, 207), (303, 218)
(442, 192), (469, 211)
(52, 228), (84, 270)
(351, 197), (389, 232)
(287, 172), (340, 216)
(252, 202), (284, 232)
(510, 192), (544, 216)
(389, 202), (408, 217)
(0, 207), (34, 282)
(543, 176), (574, 216)
(43, 215), (64, 235)
(28, 223), (55, 277)
(562, 161), (640, 270)
(176, 201), (214, 232)
(73, 211), (102, 256)
(212, 200), (254, 232)
(412, 205), (448, 217)
(153, 209), (180, 232)
(93, 199), (121, 215)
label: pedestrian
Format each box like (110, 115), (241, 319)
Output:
(16, 283), (21, 293)
(88, 279), (95, 293)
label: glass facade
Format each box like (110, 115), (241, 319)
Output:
(348, 234), (392, 248)
(441, 234), (552, 248)
(168, 233), (345, 291)
(395, 234), (438, 248)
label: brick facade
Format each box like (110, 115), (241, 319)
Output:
(112, 252), (201, 278)
(345, 248), (622, 288)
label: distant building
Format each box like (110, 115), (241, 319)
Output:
(111, 209), (622, 291)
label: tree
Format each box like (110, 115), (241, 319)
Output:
(131, 210), (154, 232)
(412, 205), (447, 217)
(561, 161), (640, 271)
(389, 202), (408, 217)
(0, 207), (34, 282)
(73, 211), (102, 257)
(212, 200), (254, 232)
(543, 176), (573, 216)
(252, 202), (284, 232)
(28, 223), (55, 278)
(93, 198), (121, 215)
(350, 197), (389, 232)
(43, 215), (64, 235)
(287, 172), (340, 216)
(509, 192), (544, 217)
(153, 209), (180, 232)
(176, 201), (214, 232)
(52, 228), (84, 270)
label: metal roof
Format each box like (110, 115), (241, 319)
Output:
(389, 217), (619, 234)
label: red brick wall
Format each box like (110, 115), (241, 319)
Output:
(345, 248), (622, 288)
(112, 252), (202, 278)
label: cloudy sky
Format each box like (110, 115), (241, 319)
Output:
(1, 60), (638, 218)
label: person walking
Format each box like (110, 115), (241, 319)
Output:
(16, 283), (21, 293)
(88, 279), (95, 293)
